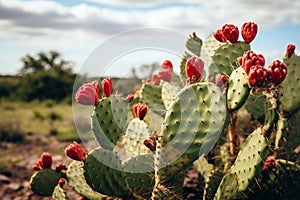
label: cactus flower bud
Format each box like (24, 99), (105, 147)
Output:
(40, 152), (53, 169)
(151, 74), (161, 85)
(133, 103), (148, 120)
(55, 162), (67, 172)
(248, 65), (269, 87)
(215, 74), (227, 87)
(268, 60), (288, 85)
(161, 60), (173, 70)
(159, 69), (172, 82)
(185, 56), (204, 82)
(102, 78), (113, 97)
(75, 81), (99, 105)
(125, 94), (134, 103)
(214, 29), (226, 42)
(263, 156), (276, 172)
(238, 50), (265, 74)
(58, 178), (66, 188)
(285, 44), (296, 58)
(65, 141), (86, 161)
(222, 24), (239, 43)
(241, 22), (258, 44)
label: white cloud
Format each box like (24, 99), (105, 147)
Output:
(0, 0), (299, 75)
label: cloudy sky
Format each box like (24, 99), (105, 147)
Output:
(0, 0), (300, 77)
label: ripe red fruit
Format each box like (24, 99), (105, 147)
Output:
(285, 44), (296, 58)
(185, 56), (204, 82)
(214, 29), (226, 42)
(263, 156), (276, 171)
(241, 22), (258, 44)
(58, 178), (66, 188)
(215, 74), (227, 87)
(268, 60), (288, 85)
(125, 94), (134, 104)
(151, 74), (161, 85)
(55, 162), (67, 172)
(75, 81), (100, 105)
(238, 50), (265, 74)
(133, 103), (148, 120)
(40, 152), (53, 169)
(159, 69), (172, 82)
(102, 78), (113, 97)
(161, 60), (173, 70)
(248, 65), (269, 87)
(65, 142), (86, 161)
(222, 24), (239, 43)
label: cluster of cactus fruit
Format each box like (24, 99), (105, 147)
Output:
(30, 22), (300, 199)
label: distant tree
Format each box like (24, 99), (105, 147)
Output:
(17, 51), (76, 102)
(19, 51), (73, 75)
(130, 62), (160, 80)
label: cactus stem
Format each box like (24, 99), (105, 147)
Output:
(151, 135), (162, 200)
(228, 112), (240, 162)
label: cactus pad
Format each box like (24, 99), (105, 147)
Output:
(185, 33), (202, 56)
(161, 81), (180, 109)
(52, 185), (67, 200)
(227, 67), (250, 111)
(281, 54), (300, 114)
(140, 83), (165, 116)
(92, 96), (129, 149)
(66, 161), (107, 199)
(30, 169), (63, 196)
(83, 148), (129, 197)
(160, 82), (228, 173)
(212, 42), (250, 76)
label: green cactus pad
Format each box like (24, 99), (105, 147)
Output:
(215, 127), (269, 199)
(92, 95), (129, 149)
(140, 83), (166, 116)
(201, 34), (223, 65)
(214, 173), (239, 200)
(212, 42), (250, 76)
(281, 54), (300, 114)
(227, 67), (250, 111)
(161, 81), (180, 109)
(66, 161), (108, 200)
(185, 33), (202, 56)
(83, 148), (129, 197)
(123, 118), (151, 157)
(160, 82), (228, 174)
(123, 154), (155, 198)
(30, 169), (63, 197)
(52, 185), (67, 200)
(245, 94), (266, 119)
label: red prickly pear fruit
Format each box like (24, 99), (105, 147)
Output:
(239, 50), (265, 74)
(159, 69), (172, 82)
(65, 141), (86, 161)
(222, 24), (239, 43)
(215, 74), (227, 87)
(285, 44), (296, 58)
(214, 29), (226, 42)
(185, 56), (204, 82)
(133, 103), (148, 120)
(151, 74), (161, 85)
(248, 65), (269, 87)
(32, 164), (42, 171)
(263, 156), (276, 172)
(161, 60), (173, 70)
(102, 78), (113, 97)
(241, 22), (258, 44)
(40, 152), (52, 169)
(268, 60), (288, 85)
(55, 162), (67, 172)
(75, 81), (100, 105)
(58, 178), (66, 188)
(125, 94), (134, 104)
